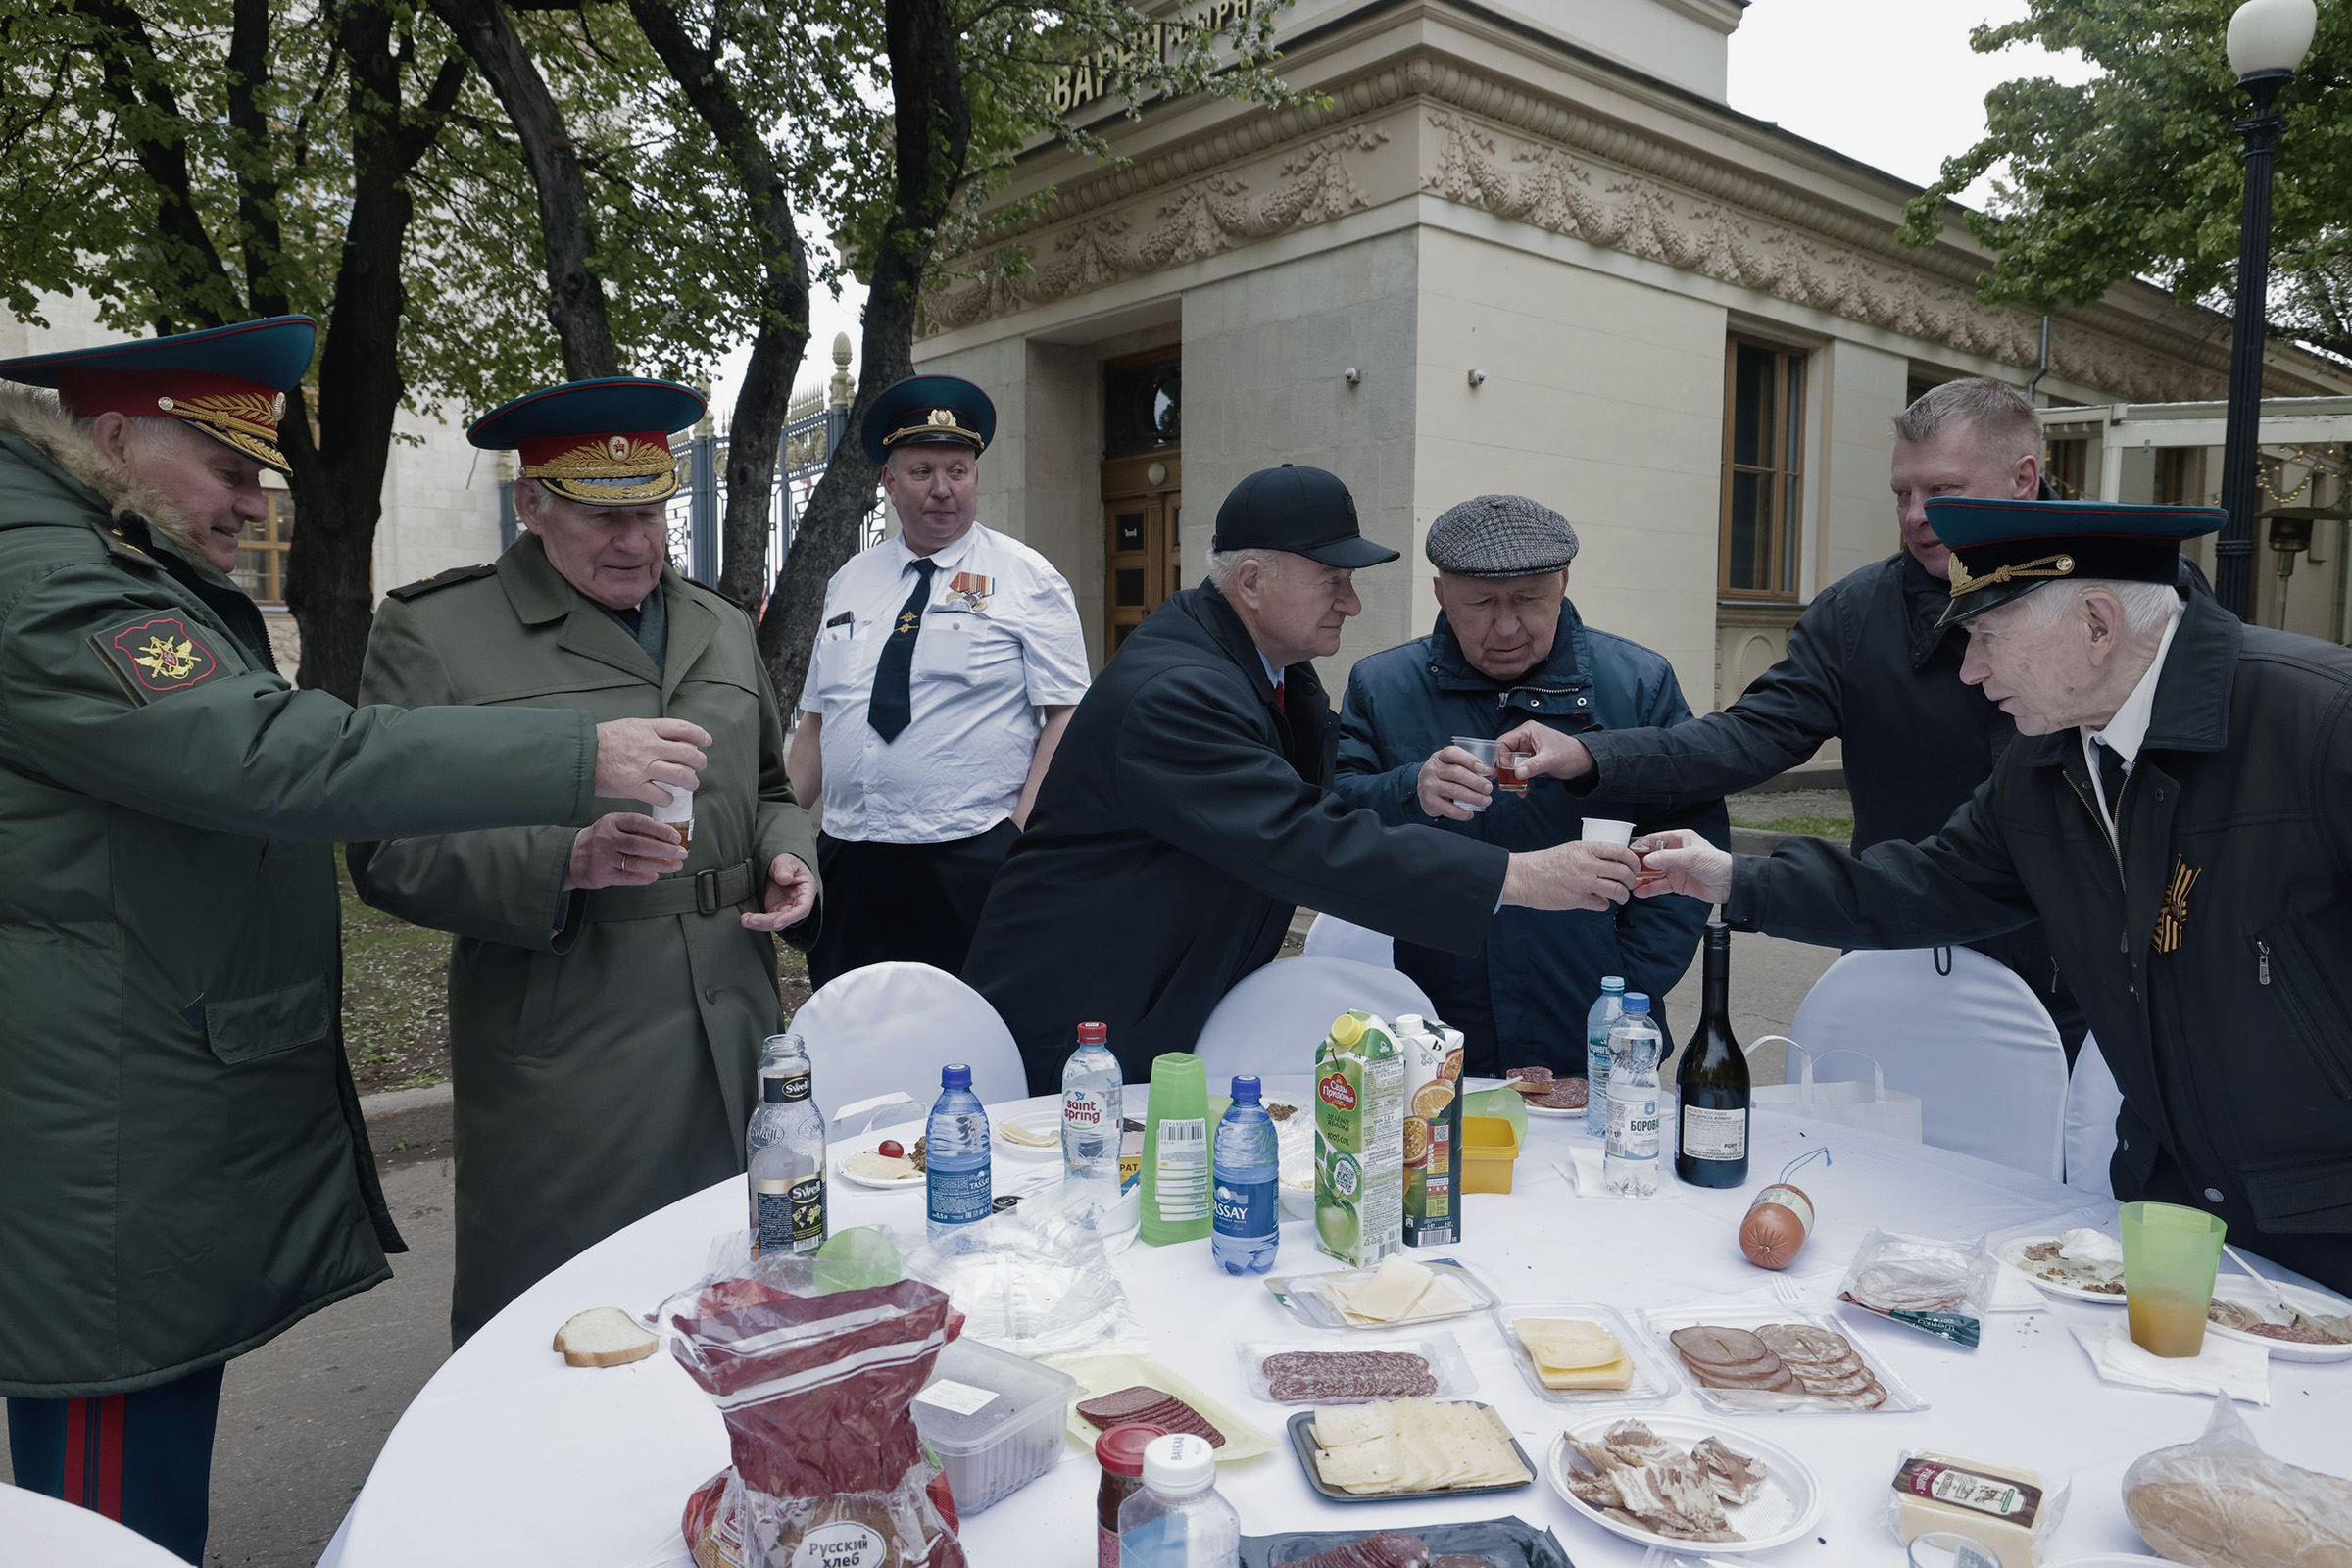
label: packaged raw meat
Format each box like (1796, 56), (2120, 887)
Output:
(1836, 1229), (1997, 1348)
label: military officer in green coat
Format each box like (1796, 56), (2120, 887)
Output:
(349, 377), (820, 1344)
(0, 319), (708, 1563)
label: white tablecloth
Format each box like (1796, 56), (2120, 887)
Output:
(321, 1092), (2352, 1567)
(1, 1483), (190, 1567)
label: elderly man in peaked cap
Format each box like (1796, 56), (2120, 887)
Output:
(1639, 496), (2352, 1296)
(964, 464), (1648, 1089)
(0, 322), (702, 1560)
(350, 376), (819, 1344)
(1333, 495), (1726, 1074)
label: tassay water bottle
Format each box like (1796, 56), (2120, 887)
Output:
(925, 1062), (992, 1244)
(1585, 975), (1625, 1137)
(1210, 1074), (1279, 1275)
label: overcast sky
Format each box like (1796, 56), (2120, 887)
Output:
(710, 1), (2104, 418)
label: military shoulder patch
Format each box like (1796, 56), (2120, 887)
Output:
(384, 563), (497, 601)
(91, 612), (225, 704)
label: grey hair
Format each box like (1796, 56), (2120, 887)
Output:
(2007, 577), (2182, 637)
(1205, 547), (1286, 591)
(1892, 376), (2041, 463)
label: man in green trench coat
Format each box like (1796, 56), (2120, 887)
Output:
(349, 378), (820, 1343)
(0, 319), (707, 1563)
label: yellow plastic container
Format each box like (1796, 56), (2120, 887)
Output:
(1461, 1116), (1521, 1194)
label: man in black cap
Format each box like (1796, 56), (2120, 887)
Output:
(1333, 494), (1727, 1075)
(963, 465), (1645, 1087)
(786, 374), (1089, 986)
(1640, 496), (2352, 1295)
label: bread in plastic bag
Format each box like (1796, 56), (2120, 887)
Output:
(2123, 1392), (2352, 1568)
(665, 1232), (965, 1568)
(1836, 1228), (1998, 1348)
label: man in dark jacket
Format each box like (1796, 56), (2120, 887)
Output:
(965, 465), (1644, 1088)
(1642, 496), (2352, 1296)
(1507, 378), (2086, 1055)
(1335, 495), (1726, 1073)
(0, 319), (704, 1560)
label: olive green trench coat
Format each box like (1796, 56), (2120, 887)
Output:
(348, 533), (819, 1341)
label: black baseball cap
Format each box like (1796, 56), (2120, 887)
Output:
(1211, 464), (1400, 568)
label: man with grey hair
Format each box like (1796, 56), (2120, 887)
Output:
(1506, 374), (2093, 1058)
(1638, 495), (2352, 1298)
(967, 465), (1644, 1087)
(1333, 494), (1728, 1074)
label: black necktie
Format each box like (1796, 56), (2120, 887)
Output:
(2095, 740), (2129, 840)
(867, 559), (936, 743)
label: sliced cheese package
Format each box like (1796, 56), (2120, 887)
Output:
(1307, 1398), (1530, 1495)
(1513, 1318), (1634, 1392)
(1321, 1254), (1476, 1325)
(1887, 1450), (2069, 1568)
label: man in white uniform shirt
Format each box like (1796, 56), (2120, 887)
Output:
(788, 374), (1090, 986)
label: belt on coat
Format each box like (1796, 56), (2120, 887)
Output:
(577, 858), (759, 922)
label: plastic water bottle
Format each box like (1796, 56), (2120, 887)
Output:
(1116, 1434), (1241, 1568)
(1602, 994), (1663, 1197)
(925, 1062), (991, 1244)
(1585, 975), (1626, 1138)
(1210, 1074), (1280, 1275)
(1061, 1020), (1124, 1227)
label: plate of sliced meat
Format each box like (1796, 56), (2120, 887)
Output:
(1502, 1067), (1590, 1117)
(1051, 1350), (1278, 1460)
(2204, 1275), (2352, 1362)
(1546, 1415), (1821, 1554)
(1640, 1305), (1928, 1414)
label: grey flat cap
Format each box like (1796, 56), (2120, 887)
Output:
(1425, 494), (1579, 576)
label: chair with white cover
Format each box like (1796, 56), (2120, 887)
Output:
(2064, 1031), (2124, 1199)
(1300, 912), (1395, 968)
(1192, 956), (1437, 1093)
(787, 961), (1028, 1128)
(1788, 946), (2070, 1180)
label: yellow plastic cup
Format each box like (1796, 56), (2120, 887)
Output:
(2120, 1201), (2226, 1358)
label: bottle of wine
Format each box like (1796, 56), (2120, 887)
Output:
(1674, 921), (1750, 1188)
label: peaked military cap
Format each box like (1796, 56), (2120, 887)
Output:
(0, 315), (317, 472)
(469, 377), (704, 506)
(1926, 495), (2226, 627)
(861, 374), (995, 465)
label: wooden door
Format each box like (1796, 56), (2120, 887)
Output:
(1102, 450), (1182, 654)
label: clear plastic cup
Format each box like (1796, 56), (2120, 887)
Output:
(1446, 737), (1500, 812)
(1580, 817), (1635, 846)
(2121, 1200), (2227, 1358)
(653, 782), (695, 851)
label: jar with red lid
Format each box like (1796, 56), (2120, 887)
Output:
(1095, 1422), (1167, 1568)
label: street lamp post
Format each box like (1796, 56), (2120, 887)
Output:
(2214, 0), (2318, 619)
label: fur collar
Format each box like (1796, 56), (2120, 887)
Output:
(0, 384), (203, 555)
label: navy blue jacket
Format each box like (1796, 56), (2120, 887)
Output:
(1335, 602), (1727, 1075)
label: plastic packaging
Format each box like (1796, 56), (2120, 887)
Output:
(907, 1335), (1075, 1516)
(2122, 1394), (2352, 1568)
(1461, 1116), (1520, 1194)
(1237, 1516), (1574, 1567)
(1886, 1449), (2071, 1567)
(906, 1193), (1144, 1360)
(1838, 1229), (2000, 1348)
(1211, 1075), (1280, 1274)
(1141, 1053), (1212, 1246)
(1585, 975), (1626, 1137)
(1460, 1085), (1528, 1145)
(1234, 1333), (1476, 1403)
(926, 1064), (991, 1244)
(1118, 1434), (1241, 1568)
(665, 1234), (965, 1568)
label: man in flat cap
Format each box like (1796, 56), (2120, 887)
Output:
(1641, 496), (2352, 1296)
(0, 321), (702, 1560)
(350, 376), (819, 1344)
(964, 465), (1645, 1088)
(1333, 495), (1726, 1074)
(786, 373), (1089, 987)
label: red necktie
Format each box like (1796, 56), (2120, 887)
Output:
(1273, 682), (1286, 714)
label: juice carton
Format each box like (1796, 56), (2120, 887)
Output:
(1394, 1013), (1465, 1247)
(1314, 1010), (1404, 1267)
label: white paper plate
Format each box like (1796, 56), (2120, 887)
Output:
(2206, 1275), (2352, 1362)
(2051, 1556), (2178, 1567)
(1521, 1099), (1592, 1120)
(1994, 1235), (2129, 1305)
(993, 1112), (1062, 1160)
(832, 1139), (923, 1189)
(1545, 1415), (1822, 1554)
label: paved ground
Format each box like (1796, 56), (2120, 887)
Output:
(2, 930), (1839, 1568)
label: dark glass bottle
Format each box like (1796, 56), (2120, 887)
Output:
(1674, 921), (1750, 1188)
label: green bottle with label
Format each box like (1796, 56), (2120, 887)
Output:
(1139, 1052), (1212, 1246)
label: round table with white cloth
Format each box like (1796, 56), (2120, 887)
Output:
(318, 1090), (2351, 1568)
(1, 1482), (193, 1567)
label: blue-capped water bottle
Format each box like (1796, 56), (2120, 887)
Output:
(1209, 1074), (1279, 1275)
(1585, 975), (1626, 1137)
(925, 1062), (992, 1243)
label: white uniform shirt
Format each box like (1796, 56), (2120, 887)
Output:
(800, 523), (1090, 842)
(2081, 595), (2184, 843)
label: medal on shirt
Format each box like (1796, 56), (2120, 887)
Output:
(945, 570), (993, 612)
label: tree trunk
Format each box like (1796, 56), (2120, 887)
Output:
(427, 0), (620, 377)
(717, 317), (808, 607)
(758, 0), (969, 701)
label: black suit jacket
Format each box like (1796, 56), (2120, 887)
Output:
(966, 583), (1509, 1089)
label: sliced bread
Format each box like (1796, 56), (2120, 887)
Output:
(554, 1307), (658, 1368)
